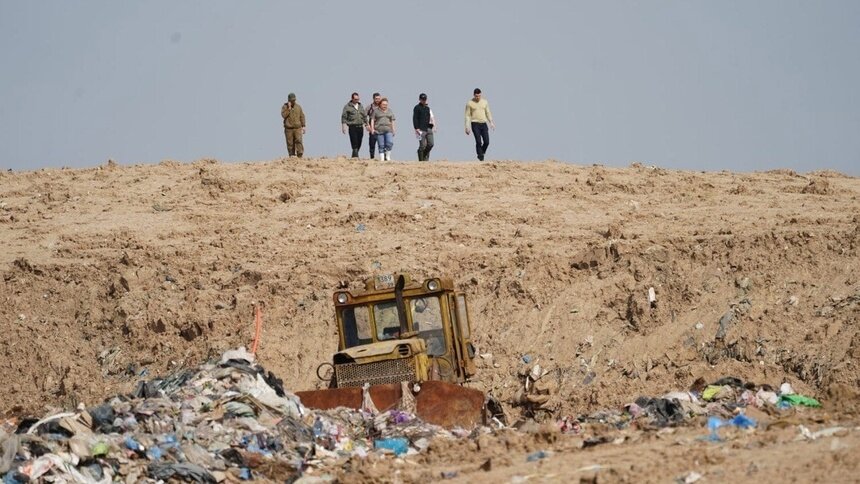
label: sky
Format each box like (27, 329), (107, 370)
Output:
(1, 1), (858, 174)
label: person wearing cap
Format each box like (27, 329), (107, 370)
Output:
(281, 93), (306, 158)
(413, 93), (436, 161)
(341, 92), (367, 158)
(464, 88), (494, 161)
(366, 93), (382, 159)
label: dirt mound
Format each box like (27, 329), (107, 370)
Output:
(800, 177), (834, 195)
(1, 159), (858, 423)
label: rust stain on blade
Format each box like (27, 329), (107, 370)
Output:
(296, 384), (402, 412)
(416, 381), (485, 428)
(297, 381), (485, 429)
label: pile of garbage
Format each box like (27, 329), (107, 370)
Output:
(0, 346), (830, 482)
(562, 376), (823, 433)
(0, 348), (460, 483)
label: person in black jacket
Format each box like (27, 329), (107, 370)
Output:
(413, 93), (436, 161)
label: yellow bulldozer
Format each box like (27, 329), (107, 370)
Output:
(296, 274), (486, 428)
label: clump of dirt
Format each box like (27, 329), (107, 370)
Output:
(807, 169), (850, 178)
(801, 177), (833, 195)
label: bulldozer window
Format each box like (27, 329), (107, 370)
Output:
(411, 296), (445, 356)
(341, 306), (372, 348)
(374, 301), (401, 340)
(456, 294), (471, 339)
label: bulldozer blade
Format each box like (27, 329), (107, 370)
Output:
(296, 385), (400, 413)
(416, 381), (485, 429)
(296, 381), (485, 429)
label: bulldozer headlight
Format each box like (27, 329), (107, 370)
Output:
(336, 292), (349, 304)
(426, 279), (440, 291)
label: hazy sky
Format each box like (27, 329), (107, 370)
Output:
(1, 1), (858, 174)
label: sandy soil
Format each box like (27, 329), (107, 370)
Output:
(334, 420), (860, 483)
(1, 157), (858, 481)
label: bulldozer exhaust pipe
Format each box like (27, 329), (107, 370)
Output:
(395, 274), (408, 336)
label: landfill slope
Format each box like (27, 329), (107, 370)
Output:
(1, 158), (858, 422)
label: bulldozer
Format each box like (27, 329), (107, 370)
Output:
(296, 274), (486, 428)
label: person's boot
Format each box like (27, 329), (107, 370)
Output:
(351, 149), (359, 158)
(424, 148), (432, 161)
(417, 149), (424, 161)
(378, 151), (384, 161)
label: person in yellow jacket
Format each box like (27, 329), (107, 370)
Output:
(281, 93), (306, 158)
(464, 88), (494, 161)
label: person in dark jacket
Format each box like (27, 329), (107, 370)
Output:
(366, 93), (382, 159)
(412, 93), (436, 161)
(341, 92), (367, 158)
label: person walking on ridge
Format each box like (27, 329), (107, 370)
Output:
(366, 93), (382, 159)
(341, 92), (367, 158)
(281, 93), (306, 158)
(370, 98), (396, 161)
(413, 93), (436, 161)
(464, 88), (494, 161)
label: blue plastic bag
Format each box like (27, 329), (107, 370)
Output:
(705, 414), (757, 442)
(125, 436), (145, 453)
(146, 446), (163, 461)
(729, 414), (757, 429)
(374, 437), (409, 456)
(709, 414), (757, 431)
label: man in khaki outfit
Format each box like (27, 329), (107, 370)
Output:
(281, 93), (306, 157)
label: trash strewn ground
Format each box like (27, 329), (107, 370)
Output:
(2, 349), (857, 483)
(0, 349), (464, 483)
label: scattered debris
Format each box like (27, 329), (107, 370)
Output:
(526, 450), (552, 462)
(704, 414), (757, 442)
(778, 394), (822, 408)
(797, 426), (848, 441)
(0, 349), (463, 482)
(630, 397), (685, 427)
(715, 309), (734, 341)
(680, 470), (703, 483)
(0, 347), (833, 482)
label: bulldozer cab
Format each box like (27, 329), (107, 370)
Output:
(333, 274), (477, 384)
